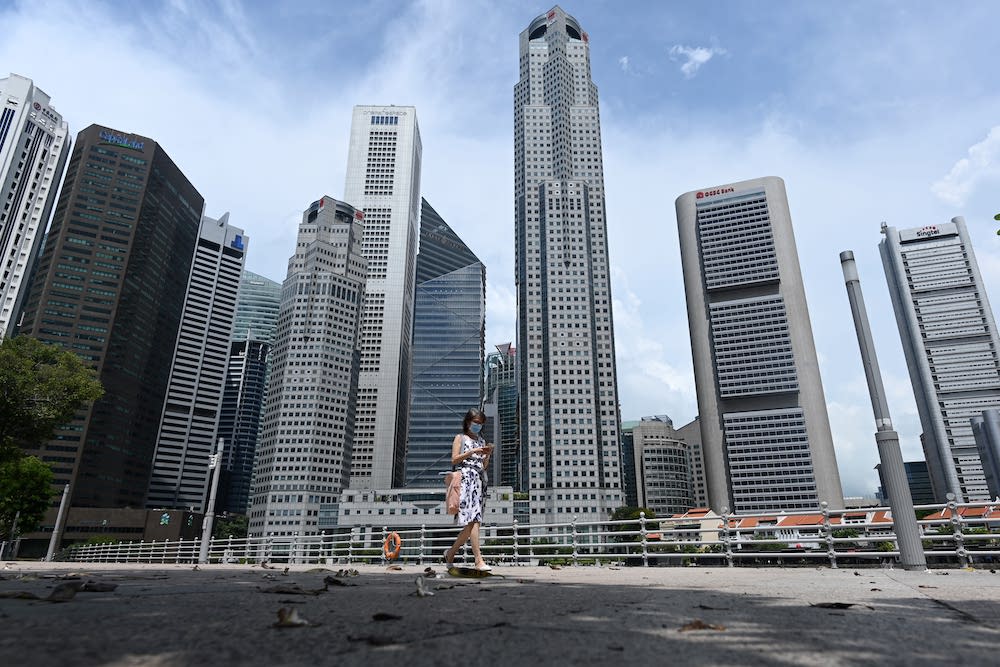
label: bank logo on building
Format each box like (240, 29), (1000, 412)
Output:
(99, 130), (145, 152)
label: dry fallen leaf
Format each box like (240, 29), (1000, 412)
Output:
(46, 581), (84, 602)
(273, 607), (316, 628)
(372, 612), (402, 622)
(810, 602), (856, 610)
(261, 584), (324, 596)
(0, 591), (38, 600)
(80, 581), (118, 592)
(679, 619), (726, 632)
(386, 565), (403, 571)
(412, 576), (434, 597)
(324, 575), (354, 588)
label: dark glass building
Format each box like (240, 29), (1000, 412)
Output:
(404, 199), (485, 487)
(17, 124), (203, 509)
(620, 421), (639, 508)
(485, 343), (520, 490)
(216, 270), (281, 515)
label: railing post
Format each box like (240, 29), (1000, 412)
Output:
(640, 511), (649, 567)
(947, 494), (968, 567)
(419, 524), (426, 565)
(513, 519), (519, 566)
(822, 501), (838, 569)
(571, 515), (579, 566)
(381, 525), (388, 565)
(721, 507), (734, 568)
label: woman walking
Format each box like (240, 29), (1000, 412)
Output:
(444, 408), (494, 571)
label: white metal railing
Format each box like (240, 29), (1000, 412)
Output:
(55, 500), (1000, 568)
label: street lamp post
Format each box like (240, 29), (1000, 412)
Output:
(840, 251), (926, 570)
(44, 484), (71, 562)
(198, 438), (225, 564)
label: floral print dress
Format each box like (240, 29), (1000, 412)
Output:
(457, 433), (487, 526)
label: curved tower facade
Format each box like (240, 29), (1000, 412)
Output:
(677, 176), (844, 514)
(515, 7), (624, 523)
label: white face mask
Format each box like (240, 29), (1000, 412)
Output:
(470, 422), (483, 434)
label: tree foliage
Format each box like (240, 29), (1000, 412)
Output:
(610, 506), (658, 522)
(0, 336), (103, 539)
(0, 336), (104, 457)
(0, 455), (55, 540)
(213, 514), (248, 540)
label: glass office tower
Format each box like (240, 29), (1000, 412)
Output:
(18, 124), (203, 508)
(404, 198), (485, 487)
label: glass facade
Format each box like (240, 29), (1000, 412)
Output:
(216, 270), (281, 515)
(232, 270), (281, 343)
(17, 124), (203, 508)
(485, 344), (520, 490)
(404, 198), (485, 487)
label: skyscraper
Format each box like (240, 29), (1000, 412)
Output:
(881, 217), (1000, 502)
(343, 106), (422, 489)
(146, 213), (246, 511)
(515, 7), (625, 522)
(676, 176), (844, 514)
(0, 74), (70, 336)
(485, 343), (520, 490)
(217, 270), (281, 515)
(404, 198), (485, 487)
(248, 196), (366, 538)
(631, 416), (693, 517)
(17, 124), (203, 508)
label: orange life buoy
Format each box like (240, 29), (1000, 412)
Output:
(383, 532), (402, 560)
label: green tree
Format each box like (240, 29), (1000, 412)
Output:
(0, 336), (104, 456)
(0, 336), (103, 538)
(213, 514), (248, 540)
(0, 455), (54, 541)
(610, 506), (658, 523)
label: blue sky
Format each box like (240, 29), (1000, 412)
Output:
(3, 0), (1000, 497)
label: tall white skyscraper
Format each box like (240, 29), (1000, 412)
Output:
(515, 7), (624, 523)
(343, 106), (422, 489)
(881, 217), (1000, 502)
(0, 74), (70, 336)
(249, 197), (366, 538)
(677, 176), (844, 514)
(147, 213), (246, 510)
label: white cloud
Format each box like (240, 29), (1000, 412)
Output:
(610, 268), (697, 422)
(618, 56), (631, 73)
(668, 44), (726, 79)
(931, 126), (1000, 206)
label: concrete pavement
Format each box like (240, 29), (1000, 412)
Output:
(1, 561), (999, 666)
